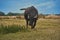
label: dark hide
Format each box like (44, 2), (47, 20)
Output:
(20, 6), (38, 29)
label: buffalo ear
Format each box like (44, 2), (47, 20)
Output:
(20, 8), (26, 10)
(20, 9), (22, 10)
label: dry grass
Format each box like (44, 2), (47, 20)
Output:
(0, 19), (60, 40)
(45, 15), (60, 19)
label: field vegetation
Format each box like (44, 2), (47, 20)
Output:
(0, 19), (60, 40)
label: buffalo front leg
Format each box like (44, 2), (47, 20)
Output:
(26, 20), (28, 28)
(31, 18), (37, 29)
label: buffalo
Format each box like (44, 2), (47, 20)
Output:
(20, 6), (38, 29)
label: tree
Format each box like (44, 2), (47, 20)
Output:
(39, 13), (45, 18)
(0, 11), (5, 16)
(7, 12), (14, 16)
(7, 12), (23, 16)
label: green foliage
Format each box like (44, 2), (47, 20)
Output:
(7, 12), (23, 16)
(0, 25), (30, 34)
(0, 11), (5, 16)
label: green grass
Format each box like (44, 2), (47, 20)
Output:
(0, 19), (60, 40)
(0, 25), (30, 34)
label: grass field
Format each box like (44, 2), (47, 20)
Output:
(0, 19), (60, 40)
